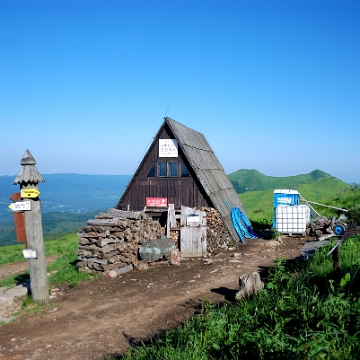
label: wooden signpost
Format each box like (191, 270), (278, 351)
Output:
(12, 149), (49, 303)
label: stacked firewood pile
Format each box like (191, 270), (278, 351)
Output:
(305, 216), (332, 237)
(196, 207), (233, 252)
(76, 209), (163, 274)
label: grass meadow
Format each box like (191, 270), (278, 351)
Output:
(0, 233), (99, 289)
(122, 235), (360, 360)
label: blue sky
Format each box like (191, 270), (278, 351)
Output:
(1, 0), (359, 183)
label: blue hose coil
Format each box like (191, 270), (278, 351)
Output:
(227, 201), (259, 243)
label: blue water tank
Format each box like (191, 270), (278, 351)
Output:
(273, 189), (300, 228)
(273, 189), (300, 207)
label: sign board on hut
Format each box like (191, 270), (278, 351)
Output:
(146, 197), (168, 207)
(159, 139), (178, 157)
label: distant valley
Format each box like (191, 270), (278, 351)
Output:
(0, 170), (349, 246)
(0, 174), (131, 245)
(0, 173), (131, 216)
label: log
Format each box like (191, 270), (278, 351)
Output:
(235, 272), (264, 300)
(77, 257), (108, 265)
(111, 232), (124, 239)
(108, 264), (133, 278)
(78, 237), (96, 245)
(77, 260), (88, 268)
(170, 249), (180, 265)
(87, 219), (119, 226)
(97, 226), (116, 232)
(105, 262), (126, 270)
(96, 238), (120, 247)
(77, 231), (100, 238)
(78, 243), (116, 253)
(107, 208), (142, 220)
(76, 249), (92, 257)
(99, 250), (119, 259)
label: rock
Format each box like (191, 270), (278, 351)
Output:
(235, 272), (264, 300)
(0, 285), (28, 305)
(0, 284), (29, 323)
(264, 238), (282, 247)
(133, 262), (149, 271)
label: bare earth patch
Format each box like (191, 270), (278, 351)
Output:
(0, 236), (308, 360)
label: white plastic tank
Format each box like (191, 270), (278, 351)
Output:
(275, 205), (310, 234)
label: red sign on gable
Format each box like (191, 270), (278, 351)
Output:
(146, 197), (168, 207)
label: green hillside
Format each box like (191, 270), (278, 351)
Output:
(228, 169), (346, 194)
(236, 169), (350, 229)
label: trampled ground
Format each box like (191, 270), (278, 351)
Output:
(0, 236), (308, 360)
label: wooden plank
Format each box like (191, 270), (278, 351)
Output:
(168, 204), (176, 228)
(180, 228), (191, 257)
(202, 215), (207, 255)
(180, 227), (204, 257)
(193, 227), (199, 255)
(180, 205), (193, 227)
(13, 211), (27, 244)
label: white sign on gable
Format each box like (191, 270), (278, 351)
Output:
(159, 139), (178, 158)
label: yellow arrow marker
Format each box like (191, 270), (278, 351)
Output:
(21, 188), (41, 198)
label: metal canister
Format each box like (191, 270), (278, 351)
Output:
(139, 236), (176, 262)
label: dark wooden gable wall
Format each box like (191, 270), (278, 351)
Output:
(116, 122), (212, 212)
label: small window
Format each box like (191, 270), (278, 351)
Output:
(147, 162), (157, 177)
(159, 162), (167, 177)
(169, 162), (178, 177)
(181, 162), (190, 177)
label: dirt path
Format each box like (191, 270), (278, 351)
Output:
(0, 236), (307, 360)
(0, 256), (59, 281)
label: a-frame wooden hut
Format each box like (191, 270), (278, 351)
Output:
(116, 117), (247, 243)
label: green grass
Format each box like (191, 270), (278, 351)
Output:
(0, 233), (99, 289)
(0, 233), (78, 266)
(241, 183), (359, 231)
(0, 242), (29, 265)
(240, 189), (274, 229)
(122, 235), (360, 359)
(318, 184), (360, 224)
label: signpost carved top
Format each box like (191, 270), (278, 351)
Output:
(14, 149), (45, 185)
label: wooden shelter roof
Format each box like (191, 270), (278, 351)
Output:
(165, 117), (246, 242)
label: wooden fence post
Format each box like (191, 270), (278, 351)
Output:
(13, 149), (49, 303)
(327, 241), (341, 275)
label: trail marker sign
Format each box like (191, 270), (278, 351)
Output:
(21, 188), (41, 198)
(23, 249), (37, 259)
(9, 201), (31, 211)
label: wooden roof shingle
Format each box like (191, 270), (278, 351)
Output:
(166, 117), (247, 243)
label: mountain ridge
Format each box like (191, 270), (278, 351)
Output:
(228, 169), (346, 194)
